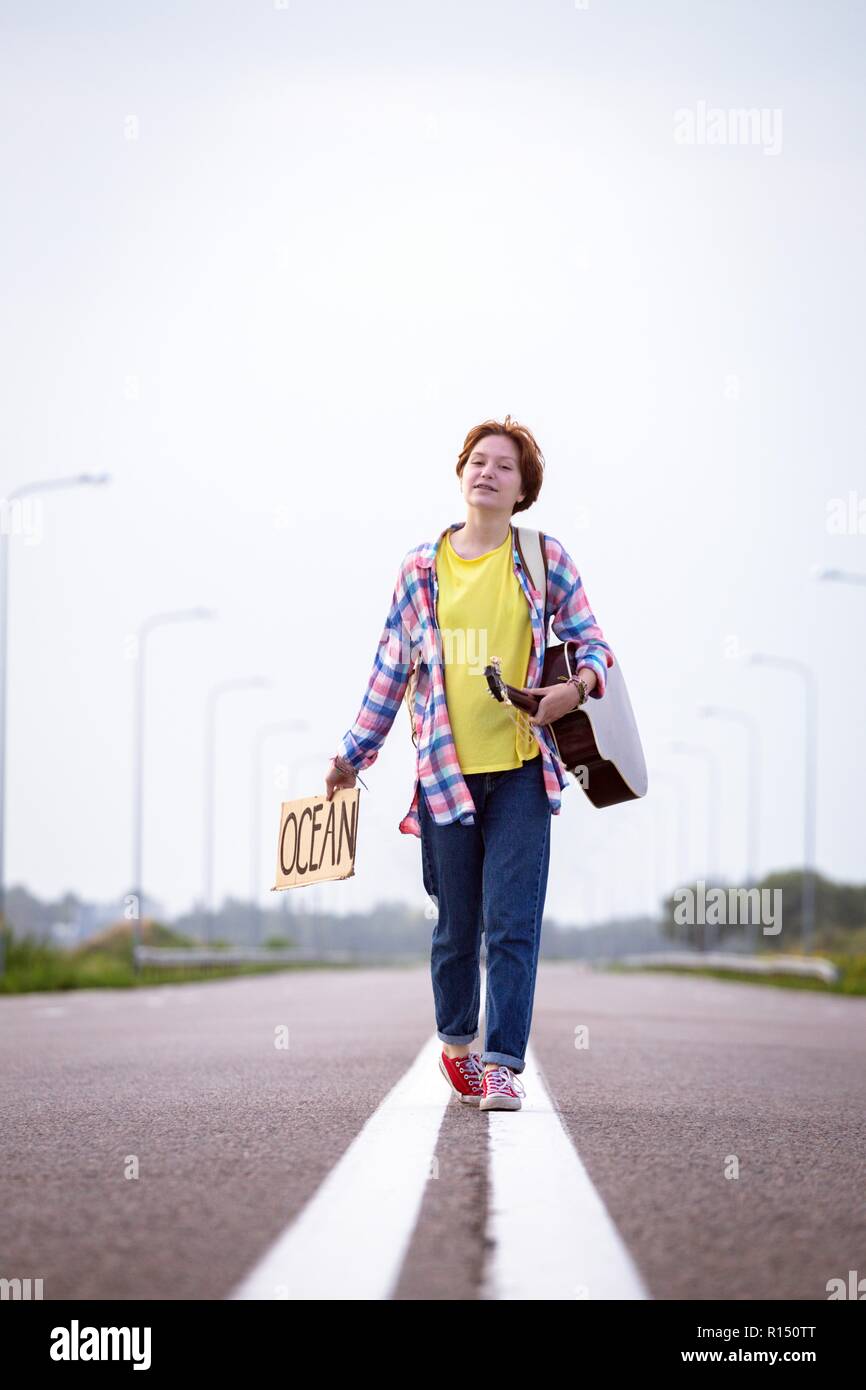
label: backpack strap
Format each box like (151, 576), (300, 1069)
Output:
(515, 526), (549, 629)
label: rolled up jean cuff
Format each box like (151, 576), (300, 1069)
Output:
(481, 1051), (525, 1074)
(437, 1030), (478, 1045)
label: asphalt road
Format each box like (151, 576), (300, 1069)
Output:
(2, 964), (864, 1300)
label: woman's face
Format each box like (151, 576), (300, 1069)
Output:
(459, 434), (526, 516)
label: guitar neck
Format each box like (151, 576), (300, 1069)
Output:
(499, 680), (541, 714)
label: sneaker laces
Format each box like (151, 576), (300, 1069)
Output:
(461, 1056), (480, 1089)
(483, 1065), (526, 1097)
(451, 1052), (483, 1088)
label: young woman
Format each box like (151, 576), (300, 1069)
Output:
(324, 416), (614, 1111)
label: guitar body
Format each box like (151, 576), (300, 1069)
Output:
(485, 641), (648, 807)
(484, 526), (649, 809)
(537, 640), (648, 806)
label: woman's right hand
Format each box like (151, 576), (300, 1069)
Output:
(324, 758), (357, 802)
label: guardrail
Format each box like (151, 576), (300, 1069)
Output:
(611, 951), (838, 983)
(133, 945), (355, 966)
(132, 946), (434, 968)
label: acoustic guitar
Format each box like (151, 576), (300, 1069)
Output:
(484, 650), (648, 807)
(484, 526), (648, 808)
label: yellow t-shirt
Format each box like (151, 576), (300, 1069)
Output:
(436, 528), (540, 773)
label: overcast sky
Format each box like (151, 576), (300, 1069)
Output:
(2, 0), (864, 927)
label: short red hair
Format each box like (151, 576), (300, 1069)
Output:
(455, 414), (545, 515)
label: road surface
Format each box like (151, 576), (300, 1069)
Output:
(2, 964), (864, 1300)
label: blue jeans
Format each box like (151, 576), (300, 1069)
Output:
(419, 755), (552, 1074)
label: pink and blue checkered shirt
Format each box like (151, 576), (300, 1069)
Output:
(335, 520), (615, 837)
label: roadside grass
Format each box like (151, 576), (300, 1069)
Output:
(0, 919), (355, 994)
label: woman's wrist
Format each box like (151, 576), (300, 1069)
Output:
(329, 751), (370, 790)
(565, 673), (590, 708)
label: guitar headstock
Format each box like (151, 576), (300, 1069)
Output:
(484, 655), (508, 704)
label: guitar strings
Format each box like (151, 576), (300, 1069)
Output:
(488, 675), (537, 759)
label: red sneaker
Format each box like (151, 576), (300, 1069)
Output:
(439, 1049), (484, 1105)
(480, 1065), (526, 1111)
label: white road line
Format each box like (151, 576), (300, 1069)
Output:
(227, 1031), (450, 1300)
(480, 1043), (652, 1300)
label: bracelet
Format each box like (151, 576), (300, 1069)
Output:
(329, 755), (369, 791)
(566, 674), (589, 707)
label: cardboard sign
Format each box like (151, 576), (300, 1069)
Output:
(272, 787), (360, 891)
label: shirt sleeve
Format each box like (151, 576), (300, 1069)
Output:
(543, 534), (615, 699)
(334, 553), (418, 773)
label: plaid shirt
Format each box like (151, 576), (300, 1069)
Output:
(335, 519), (615, 837)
